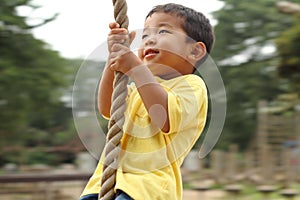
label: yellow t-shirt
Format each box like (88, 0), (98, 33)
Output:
(81, 74), (208, 200)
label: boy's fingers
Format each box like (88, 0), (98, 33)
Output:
(111, 43), (124, 52)
(108, 28), (128, 35)
(109, 28), (128, 35)
(109, 22), (128, 35)
(108, 35), (128, 48)
(129, 31), (136, 45)
(108, 34), (128, 41)
(109, 22), (120, 29)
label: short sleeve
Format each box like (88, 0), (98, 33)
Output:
(165, 75), (207, 135)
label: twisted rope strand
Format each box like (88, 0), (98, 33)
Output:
(98, 0), (129, 199)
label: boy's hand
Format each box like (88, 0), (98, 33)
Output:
(107, 22), (141, 74)
(107, 22), (129, 52)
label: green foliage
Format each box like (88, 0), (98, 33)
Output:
(23, 151), (56, 165)
(0, 0), (82, 166)
(0, 0), (30, 30)
(276, 15), (300, 92)
(211, 0), (299, 150)
(212, 0), (298, 61)
(0, 0), (67, 132)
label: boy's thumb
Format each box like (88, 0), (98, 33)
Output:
(129, 31), (136, 45)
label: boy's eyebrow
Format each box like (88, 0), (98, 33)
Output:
(157, 22), (173, 28)
(143, 22), (173, 32)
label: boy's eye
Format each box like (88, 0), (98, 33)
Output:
(142, 34), (148, 39)
(158, 29), (170, 34)
(142, 29), (170, 40)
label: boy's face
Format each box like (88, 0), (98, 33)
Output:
(138, 12), (195, 79)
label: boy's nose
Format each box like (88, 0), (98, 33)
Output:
(144, 36), (156, 46)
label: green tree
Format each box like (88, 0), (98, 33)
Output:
(211, 0), (299, 149)
(0, 0), (78, 165)
(276, 12), (300, 93)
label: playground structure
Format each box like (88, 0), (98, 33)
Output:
(181, 93), (300, 199)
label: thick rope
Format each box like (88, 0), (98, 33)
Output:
(98, 0), (129, 200)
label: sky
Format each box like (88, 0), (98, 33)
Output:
(19, 0), (224, 59)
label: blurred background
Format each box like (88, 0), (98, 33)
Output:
(0, 0), (300, 199)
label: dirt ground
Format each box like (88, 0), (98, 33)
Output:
(1, 177), (300, 200)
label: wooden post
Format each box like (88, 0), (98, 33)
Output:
(257, 144), (276, 199)
(295, 104), (300, 181)
(245, 151), (255, 176)
(261, 144), (274, 184)
(257, 101), (268, 145)
(226, 144), (238, 182)
(224, 144), (243, 199)
(283, 146), (293, 187)
(257, 101), (269, 169)
(210, 150), (224, 183)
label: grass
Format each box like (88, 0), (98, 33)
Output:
(184, 181), (300, 200)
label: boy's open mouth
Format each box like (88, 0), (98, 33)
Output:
(144, 48), (159, 59)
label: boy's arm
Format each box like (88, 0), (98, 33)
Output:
(98, 56), (170, 132)
(112, 49), (170, 132)
(98, 58), (170, 133)
(98, 62), (114, 118)
(129, 66), (170, 133)
(98, 22), (127, 118)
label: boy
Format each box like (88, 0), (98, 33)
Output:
(80, 3), (214, 200)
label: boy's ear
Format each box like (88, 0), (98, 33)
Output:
(188, 42), (207, 63)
